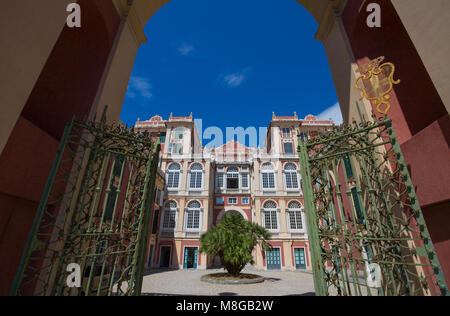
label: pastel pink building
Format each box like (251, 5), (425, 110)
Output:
(135, 113), (334, 270)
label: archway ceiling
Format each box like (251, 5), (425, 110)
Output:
(132, 0), (332, 29)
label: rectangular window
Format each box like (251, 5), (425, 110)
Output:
(283, 142), (294, 154)
(343, 154), (353, 178)
(167, 172), (180, 188)
(285, 172), (299, 189)
(351, 187), (364, 223)
(264, 211), (278, 230)
(169, 143), (182, 154)
(190, 171), (202, 189)
(289, 211), (303, 230)
(216, 197), (224, 205)
(186, 210), (200, 229)
(262, 173), (275, 189)
(282, 127), (291, 138)
(217, 173), (224, 188)
(228, 197), (238, 204)
(242, 198), (249, 204)
(163, 211), (176, 229)
(241, 173), (249, 188)
(175, 143), (182, 154)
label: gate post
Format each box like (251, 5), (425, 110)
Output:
(135, 142), (161, 296)
(298, 139), (327, 296)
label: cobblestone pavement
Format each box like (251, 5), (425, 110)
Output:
(141, 267), (315, 296)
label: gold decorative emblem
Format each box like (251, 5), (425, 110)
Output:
(355, 56), (400, 115)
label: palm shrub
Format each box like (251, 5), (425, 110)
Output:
(200, 212), (272, 276)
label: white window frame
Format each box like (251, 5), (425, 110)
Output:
(241, 197), (249, 205)
(283, 163), (300, 191)
(216, 172), (225, 190)
(166, 163), (181, 190)
(260, 163), (276, 191)
(287, 202), (305, 233)
(161, 202), (178, 231)
(188, 163), (203, 191)
(282, 127), (291, 138)
(228, 197), (238, 204)
(226, 167), (240, 190)
(184, 201), (202, 232)
(262, 201), (280, 233)
(240, 172), (249, 189)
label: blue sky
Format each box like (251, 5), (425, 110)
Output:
(120, 0), (341, 147)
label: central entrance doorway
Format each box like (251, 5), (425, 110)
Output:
(183, 247), (198, 270)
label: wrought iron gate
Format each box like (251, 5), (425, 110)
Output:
(9, 117), (160, 296)
(298, 117), (448, 296)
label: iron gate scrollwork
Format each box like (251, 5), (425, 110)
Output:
(298, 117), (448, 296)
(10, 117), (160, 296)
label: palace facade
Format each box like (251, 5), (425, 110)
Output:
(135, 113), (334, 271)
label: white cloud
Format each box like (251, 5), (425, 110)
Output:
(317, 102), (343, 125)
(178, 44), (194, 56)
(127, 76), (153, 100)
(218, 68), (249, 88)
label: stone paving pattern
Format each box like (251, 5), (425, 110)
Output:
(141, 268), (315, 296)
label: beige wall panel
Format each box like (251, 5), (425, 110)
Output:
(392, 0), (450, 114)
(323, 20), (363, 123)
(0, 0), (72, 154)
(93, 23), (140, 123)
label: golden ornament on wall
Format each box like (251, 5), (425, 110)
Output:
(355, 56), (400, 115)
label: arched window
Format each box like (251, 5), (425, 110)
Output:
(263, 200), (278, 231)
(288, 201), (303, 231)
(189, 163), (203, 189)
(284, 163), (299, 190)
(226, 167), (239, 189)
(167, 163), (181, 189)
(261, 163), (276, 190)
(185, 201), (201, 230)
(162, 201), (177, 230)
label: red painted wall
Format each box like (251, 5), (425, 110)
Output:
(342, 0), (450, 286)
(0, 0), (120, 295)
(342, 0), (447, 143)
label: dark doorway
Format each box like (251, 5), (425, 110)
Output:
(160, 246), (171, 268)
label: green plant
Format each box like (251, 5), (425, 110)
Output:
(200, 213), (272, 276)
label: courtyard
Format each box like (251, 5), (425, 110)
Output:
(141, 268), (315, 296)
